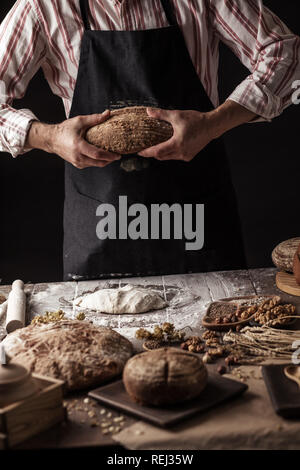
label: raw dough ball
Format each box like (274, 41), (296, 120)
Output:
(75, 285), (167, 314)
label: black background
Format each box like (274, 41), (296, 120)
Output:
(0, 0), (299, 284)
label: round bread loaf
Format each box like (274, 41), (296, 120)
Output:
(293, 242), (300, 286)
(272, 238), (300, 272)
(86, 106), (173, 154)
(2, 320), (133, 392)
(123, 347), (208, 406)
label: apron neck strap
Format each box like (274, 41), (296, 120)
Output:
(80, 0), (91, 31)
(161, 0), (178, 27)
(79, 0), (178, 31)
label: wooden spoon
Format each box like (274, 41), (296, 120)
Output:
(284, 365), (300, 389)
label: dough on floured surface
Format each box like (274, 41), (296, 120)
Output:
(75, 285), (167, 314)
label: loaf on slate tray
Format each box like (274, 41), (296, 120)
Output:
(2, 320), (133, 391)
(293, 242), (300, 285)
(123, 347), (208, 406)
(85, 106), (173, 154)
(272, 238), (300, 272)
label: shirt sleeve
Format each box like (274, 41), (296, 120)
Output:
(208, 0), (300, 120)
(0, 0), (47, 157)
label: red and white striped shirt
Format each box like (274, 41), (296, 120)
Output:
(0, 0), (299, 157)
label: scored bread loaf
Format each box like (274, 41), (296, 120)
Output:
(272, 238), (300, 272)
(86, 106), (173, 154)
(123, 347), (208, 406)
(3, 320), (133, 392)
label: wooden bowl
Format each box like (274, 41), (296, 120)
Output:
(202, 295), (274, 331)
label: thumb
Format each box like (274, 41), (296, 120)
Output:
(146, 107), (172, 122)
(81, 110), (111, 130)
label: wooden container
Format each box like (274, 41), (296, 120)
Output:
(0, 374), (65, 449)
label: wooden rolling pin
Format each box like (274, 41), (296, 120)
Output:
(6, 280), (26, 334)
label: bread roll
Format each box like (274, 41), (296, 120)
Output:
(272, 238), (300, 272)
(86, 106), (173, 154)
(123, 347), (208, 406)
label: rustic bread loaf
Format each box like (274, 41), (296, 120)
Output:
(272, 238), (300, 272)
(3, 320), (133, 392)
(293, 242), (300, 286)
(86, 106), (173, 154)
(123, 347), (208, 406)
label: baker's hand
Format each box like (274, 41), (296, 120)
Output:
(138, 108), (216, 162)
(26, 110), (121, 169)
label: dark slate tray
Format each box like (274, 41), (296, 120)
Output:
(89, 374), (248, 428)
(262, 364), (300, 419)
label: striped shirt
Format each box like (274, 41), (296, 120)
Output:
(0, 0), (299, 157)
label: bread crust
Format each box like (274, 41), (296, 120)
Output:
(272, 238), (300, 272)
(123, 347), (208, 406)
(86, 106), (173, 154)
(3, 320), (133, 392)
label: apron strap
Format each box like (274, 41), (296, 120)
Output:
(160, 0), (178, 27)
(79, 0), (91, 31)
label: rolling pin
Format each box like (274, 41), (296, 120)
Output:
(6, 280), (26, 334)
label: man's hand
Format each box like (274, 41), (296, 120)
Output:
(138, 108), (214, 161)
(26, 110), (121, 169)
(138, 102), (257, 161)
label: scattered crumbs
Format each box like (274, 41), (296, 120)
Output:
(88, 410), (96, 418)
(107, 412), (112, 418)
(108, 426), (115, 432)
(83, 398), (90, 404)
(100, 409), (106, 415)
(135, 430), (144, 436)
(76, 312), (86, 321)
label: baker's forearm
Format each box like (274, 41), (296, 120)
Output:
(207, 100), (257, 140)
(25, 113), (121, 169)
(26, 121), (56, 153)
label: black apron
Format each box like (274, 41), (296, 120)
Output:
(64, 0), (246, 281)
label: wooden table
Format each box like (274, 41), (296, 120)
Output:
(0, 267), (299, 449)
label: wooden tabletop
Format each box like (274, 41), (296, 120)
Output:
(0, 267), (298, 449)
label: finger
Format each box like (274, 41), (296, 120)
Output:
(77, 155), (112, 168)
(146, 107), (175, 123)
(79, 110), (111, 131)
(138, 136), (177, 158)
(79, 139), (121, 161)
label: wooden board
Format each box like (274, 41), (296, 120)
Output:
(88, 375), (247, 428)
(0, 374), (65, 449)
(276, 271), (300, 297)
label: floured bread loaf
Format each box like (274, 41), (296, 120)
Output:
(75, 285), (167, 314)
(86, 106), (173, 154)
(123, 347), (208, 406)
(3, 320), (133, 391)
(272, 238), (300, 272)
